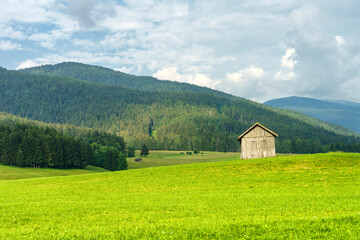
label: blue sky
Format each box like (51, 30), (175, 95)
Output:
(1, 0), (360, 102)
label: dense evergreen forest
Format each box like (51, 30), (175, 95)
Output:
(1, 66), (360, 154)
(21, 62), (230, 98)
(0, 113), (127, 170)
(0, 123), (89, 168)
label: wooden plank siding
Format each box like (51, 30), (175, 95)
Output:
(237, 123), (278, 159)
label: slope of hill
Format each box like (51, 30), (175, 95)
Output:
(264, 96), (360, 133)
(1, 67), (359, 153)
(1, 153), (359, 238)
(20, 62), (230, 98)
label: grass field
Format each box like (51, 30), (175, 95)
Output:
(127, 150), (239, 169)
(1, 152), (360, 239)
(0, 151), (237, 180)
(0, 165), (108, 180)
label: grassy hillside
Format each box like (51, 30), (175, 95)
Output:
(1, 67), (359, 153)
(0, 165), (108, 180)
(265, 96), (360, 133)
(1, 153), (359, 239)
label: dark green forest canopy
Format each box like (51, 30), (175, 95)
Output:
(0, 112), (125, 153)
(20, 62), (231, 98)
(1, 67), (359, 152)
(0, 123), (89, 169)
(0, 113), (127, 170)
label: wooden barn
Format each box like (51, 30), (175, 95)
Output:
(237, 122), (278, 159)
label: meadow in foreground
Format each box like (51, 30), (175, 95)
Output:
(0, 152), (359, 239)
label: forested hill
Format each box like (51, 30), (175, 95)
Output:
(20, 62), (230, 98)
(1, 67), (359, 153)
(265, 96), (360, 133)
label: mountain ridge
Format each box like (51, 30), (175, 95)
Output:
(264, 96), (360, 133)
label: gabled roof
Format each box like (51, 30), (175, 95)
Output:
(237, 122), (278, 141)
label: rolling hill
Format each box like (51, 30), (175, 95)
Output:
(1, 66), (359, 153)
(264, 96), (360, 133)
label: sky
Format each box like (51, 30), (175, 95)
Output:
(1, 0), (360, 103)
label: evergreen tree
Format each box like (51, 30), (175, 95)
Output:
(104, 147), (119, 171)
(16, 149), (26, 167)
(118, 152), (127, 170)
(140, 144), (149, 157)
(127, 146), (135, 157)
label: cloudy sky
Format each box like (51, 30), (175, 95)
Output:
(1, 0), (360, 102)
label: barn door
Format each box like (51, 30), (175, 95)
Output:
(251, 140), (257, 158)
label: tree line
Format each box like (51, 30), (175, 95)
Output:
(276, 138), (360, 154)
(0, 123), (127, 171)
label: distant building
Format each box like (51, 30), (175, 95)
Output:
(237, 122), (278, 159)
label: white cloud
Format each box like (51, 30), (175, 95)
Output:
(153, 67), (215, 88)
(153, 67), (182, 82)
(190, 74), (213, 88)
(226, 66), (265, 84)
(0, 0), (55, 24)
(0, 25), (25, 40)
(335, 35), (346, 46)
(0, 40), (23, 51)
(29, 29), (72, 49)
(281, 48), (297, 69)
(274, 71), (296, 81)
(16, 59), (40, 70)
(289, 4), (318, 28)
(274, 48), (297, 81)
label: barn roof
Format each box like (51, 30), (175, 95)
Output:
(237, 122), (278, 141)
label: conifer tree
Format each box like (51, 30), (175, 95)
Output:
(118, 152), (127, 170)
(103, 147), (113, 171)
(140, 144), (149, 157)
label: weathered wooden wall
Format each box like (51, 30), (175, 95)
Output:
(240, 126), (276, 159)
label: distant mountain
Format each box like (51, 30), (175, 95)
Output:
(2, 66), (360, 153)
(20, 62), (231, 98)
(264, 96), (360, 133)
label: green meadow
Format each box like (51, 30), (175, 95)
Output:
(1, 152), (360, 239)
(127, 150), (239, 169)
